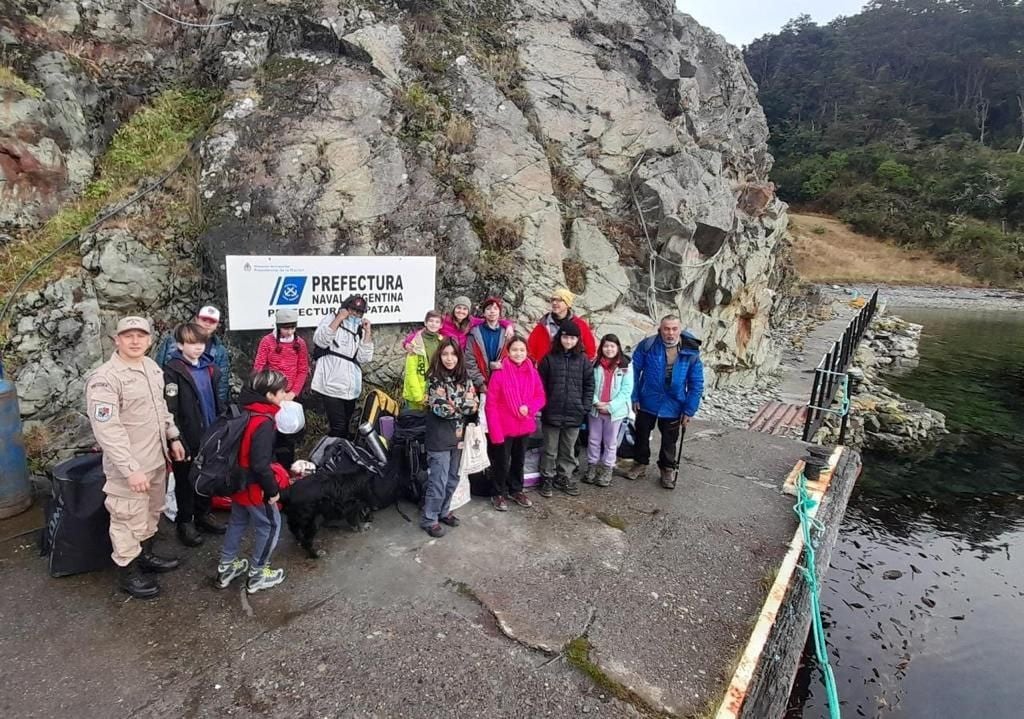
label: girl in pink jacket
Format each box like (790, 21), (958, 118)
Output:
(484, 336), (545, 511)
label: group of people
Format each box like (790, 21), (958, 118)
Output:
(393, 289), (705, 538)
(85, 308), (299, 599)
(82, 287), (704, 598)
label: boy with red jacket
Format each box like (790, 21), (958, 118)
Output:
(216, 370), (290, 593)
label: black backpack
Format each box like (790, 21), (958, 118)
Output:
(390, 410), (428, 505)
(190, 406), (273, 498)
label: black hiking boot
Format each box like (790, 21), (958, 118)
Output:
(554, 476), (581, 496)
(538, 478), (554, 498)
(176, 521), (203, 547)
(118, 559), (160, 599)
(195, 513), (226, 535)
(139, 539), (180, 573)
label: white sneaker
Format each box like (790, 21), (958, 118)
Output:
(215, 558), (249, 589)
(246, 566), (286, 594)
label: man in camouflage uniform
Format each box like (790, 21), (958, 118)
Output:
(86, 316), (187, 598)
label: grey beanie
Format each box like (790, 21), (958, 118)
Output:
(452, 296), (473, 310)
(275, 308), (299, 325)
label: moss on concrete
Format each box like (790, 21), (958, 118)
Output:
(565, 636), (670, 717)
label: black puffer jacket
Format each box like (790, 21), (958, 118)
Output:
(163, 355), (224, 454)
(538, 348), (594, 427)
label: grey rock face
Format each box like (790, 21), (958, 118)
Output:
(6, 0), (793, 463)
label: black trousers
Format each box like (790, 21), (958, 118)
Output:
(274, 429), (303, 469)
(489, 435), (527, 496)
(317, 393), (356, 439)
(172, 459), (211, 524)
(633, 410), (682, 469)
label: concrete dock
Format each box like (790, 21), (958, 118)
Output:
(0, 422), (859, 718)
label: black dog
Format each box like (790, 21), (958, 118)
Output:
(279, 467), (375, 559)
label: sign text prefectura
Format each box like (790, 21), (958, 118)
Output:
(224, 255), (437, 330)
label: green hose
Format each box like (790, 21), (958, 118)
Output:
(794, 471), (842, 719)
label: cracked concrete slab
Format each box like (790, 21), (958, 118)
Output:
(0, 421), (804, 718)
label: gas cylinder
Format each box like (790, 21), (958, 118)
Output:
(0, 361), (31, 518)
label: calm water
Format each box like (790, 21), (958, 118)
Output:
(787, 308), (1024, 718)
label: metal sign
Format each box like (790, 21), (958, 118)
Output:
(224, 255), (437, 330)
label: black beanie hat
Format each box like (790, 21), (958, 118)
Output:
(558, 320), (581, 338)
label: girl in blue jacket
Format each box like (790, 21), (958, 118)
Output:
(583, 334), (634, 487)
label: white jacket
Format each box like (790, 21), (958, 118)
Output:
(311, 315), (374, 400)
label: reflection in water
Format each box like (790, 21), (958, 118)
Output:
(787, 309), (1024, 719)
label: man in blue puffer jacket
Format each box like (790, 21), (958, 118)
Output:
(625, 315), (704, 489)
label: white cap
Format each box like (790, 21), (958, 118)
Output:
(276, 401), (306, 435)
(197, 305), (221, 322)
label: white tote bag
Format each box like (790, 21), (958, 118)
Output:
(458, 423), (490, 475)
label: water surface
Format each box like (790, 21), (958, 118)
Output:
(788, 308), (1024, 718)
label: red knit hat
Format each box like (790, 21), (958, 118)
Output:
(481, 296), (503, 311)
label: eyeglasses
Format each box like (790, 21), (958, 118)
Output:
(278, 324), (297, 330)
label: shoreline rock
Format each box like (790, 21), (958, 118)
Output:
(815, 311), (947, 452)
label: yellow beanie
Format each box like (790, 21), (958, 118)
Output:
(551, 288), (575, 307)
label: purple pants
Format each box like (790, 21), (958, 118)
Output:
(587, 412), (622, 467)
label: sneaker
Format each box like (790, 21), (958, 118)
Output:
(625, 462), (647, 481)
(581, 464), (597, 484)
(510, 491), (533, 508)
(440, 513), (461, 527)
(424, 523), (446, 538)
(246, 566), (285, 594)
(538, 478), (554, 498)
(594, 466), (613, 487)
(491, 495), (509, 512)
(554, 476), (581, 496)
(215, 558), (249, 589)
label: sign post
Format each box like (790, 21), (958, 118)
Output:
(225, 255), (437, 330)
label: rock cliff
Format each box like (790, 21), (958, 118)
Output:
(1, 0), (789, 461)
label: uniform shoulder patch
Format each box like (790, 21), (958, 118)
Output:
(94, 402), (114, 422)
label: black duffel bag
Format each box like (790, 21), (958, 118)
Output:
(40, 452), (113, 578)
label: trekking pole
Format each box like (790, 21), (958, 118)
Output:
(672, 419), (687, 485)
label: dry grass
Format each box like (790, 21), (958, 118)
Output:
(443, 114), (475, 153)
(788, 212), (977, 286)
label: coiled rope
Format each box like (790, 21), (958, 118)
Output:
(135, 0), (234, 28)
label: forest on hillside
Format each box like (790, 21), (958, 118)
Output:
(744, 0), (1024, 284)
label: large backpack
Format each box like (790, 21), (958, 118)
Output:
(40, 452), (112, 577)
(190, 406), (273, 498)
(389, 410), (428, 505)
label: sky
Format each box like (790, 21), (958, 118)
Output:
(679, 0), (869, 47)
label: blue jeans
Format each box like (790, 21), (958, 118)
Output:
(422, 449), (463, 529)
(219, 501), (281, 569)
